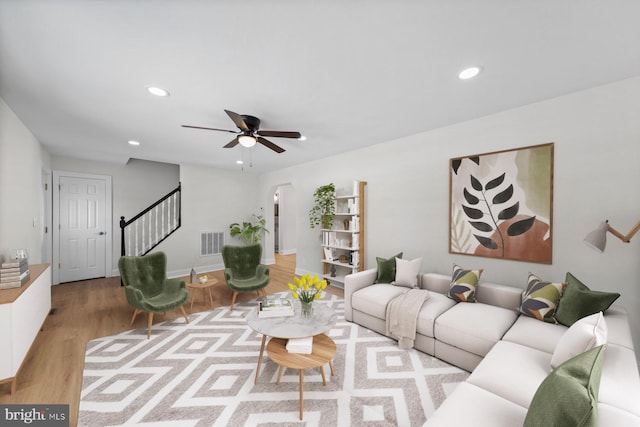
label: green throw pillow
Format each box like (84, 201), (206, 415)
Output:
(555, 273), (620, 327)
(524, 344), (606, 427)
(447, 263), (483, 302)
(519, 273), (566, 323)
(374, 252), (403, 283)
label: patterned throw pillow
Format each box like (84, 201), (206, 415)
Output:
(374, 252), (403, 284)
(519, 273), (566, 323)
(524, 345), (606, 427)
(447, 264), (483, 302)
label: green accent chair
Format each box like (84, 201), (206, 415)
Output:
(118, 251), (190, 339)
(222, 244), (270, 310)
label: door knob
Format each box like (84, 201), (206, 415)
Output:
(98, 231), (106, 235)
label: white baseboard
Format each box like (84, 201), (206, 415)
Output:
(277, 249), (297, 255)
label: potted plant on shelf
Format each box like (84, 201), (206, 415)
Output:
(229, 214), (269, 245)
(309, 183), (335, 229)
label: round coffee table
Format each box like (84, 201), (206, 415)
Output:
(186, 278), (219, 310)
(247, 301), (337, 384)
(267, 334), (336, 420)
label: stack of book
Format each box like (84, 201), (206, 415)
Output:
(257, 298), (294, 318)
(0, 257), (30, 290)
(286, 336), (313, 354)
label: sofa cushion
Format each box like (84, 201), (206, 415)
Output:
(374, 252), (402, 283)
(392, 257), (421, 288)
(421, 273), (453, 293)
(554, 272), (620, 326)
(423, 382), (527, 427)
(415, 292), (457, 338)
(523, 345), (606, 427)
(519, 273), (565, 323)
(447, 263), (482, 302)
(550, 312), (607, 370)
(502, 315), (567, 354)
(435, 303), (518, 357)
(468, 340), (551, 409)
(598, 344), (640, 418)
(351, 283), (406, 320)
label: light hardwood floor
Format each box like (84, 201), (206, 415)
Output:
(0, 253), (343, 426)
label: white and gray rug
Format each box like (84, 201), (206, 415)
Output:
(79, 293), (468, 426)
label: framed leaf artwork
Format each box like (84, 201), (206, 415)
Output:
(450, 143), (554, 264)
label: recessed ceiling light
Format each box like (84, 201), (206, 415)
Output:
(236, 160), (244, 165)
(298, 135), (307, 141)
(146, 86), (170, 97)
(458, 66), (481, 80)
(128, 140), (140, 146)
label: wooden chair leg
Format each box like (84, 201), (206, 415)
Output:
(179, 305), (189, 323)
(230, 291), (238, 311)
(277, 365), (284, 384)
(130, 309), (140, 326)
(147, 312), (154, 339)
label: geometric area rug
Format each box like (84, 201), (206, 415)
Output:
(79, 293), (468, 426)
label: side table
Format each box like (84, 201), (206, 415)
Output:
(186, 278), (218, 311)
(267, 334), (336, 420)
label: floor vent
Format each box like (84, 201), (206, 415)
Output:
(201, 231), (224, 256)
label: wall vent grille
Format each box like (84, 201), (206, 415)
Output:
(200, 231), (224, 256)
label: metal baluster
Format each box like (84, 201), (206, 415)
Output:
(173, 193), (177, 230)
(161, 199), (165, 238)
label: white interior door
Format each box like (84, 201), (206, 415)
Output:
(54, 172), (111, 283)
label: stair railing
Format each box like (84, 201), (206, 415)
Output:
(120, 183), (181, 257)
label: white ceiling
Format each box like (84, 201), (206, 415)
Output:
(1, 1), (639, 173)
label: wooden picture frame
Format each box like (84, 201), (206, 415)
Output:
(449, 143), (554, 264)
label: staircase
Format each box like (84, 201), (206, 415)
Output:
(120, 183), (181, 256)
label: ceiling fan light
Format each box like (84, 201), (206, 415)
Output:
(238, 135), (257, 148)
(146, 86), (169, 97)
(458, 66), (481, 80)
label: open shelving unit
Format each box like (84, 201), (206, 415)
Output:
(321, 180), (366, 288)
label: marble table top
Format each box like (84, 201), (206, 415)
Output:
(246, 300), (337, 339)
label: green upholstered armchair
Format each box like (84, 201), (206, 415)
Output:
(118, 251), (190, 339)
(222, 244), (270, 310)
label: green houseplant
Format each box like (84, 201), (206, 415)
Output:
(229, 214), (269, 245)
(309, 183), (336, 229)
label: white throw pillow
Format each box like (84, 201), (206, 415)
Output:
(392, 257), (422, 288)
(550, 312), (607, 370)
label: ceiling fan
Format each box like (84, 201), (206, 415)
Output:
(182, 110), (303, 153)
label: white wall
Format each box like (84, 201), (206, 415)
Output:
(259, 77), (640, 350)
(159, 163), (260, 275)
(50, 156), (180, 275)
(0, 97), (50, 263)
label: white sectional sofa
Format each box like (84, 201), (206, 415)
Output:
(344, 268), (640, 426)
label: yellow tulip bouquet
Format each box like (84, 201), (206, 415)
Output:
(288, 274), (328, 303)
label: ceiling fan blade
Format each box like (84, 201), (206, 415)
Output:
(223, 137), (239, 148)
(224, 110), (250, 131)
(257, 137), (285, 153)
(182, 125), (237, 134)
(257, 130), (302, 139)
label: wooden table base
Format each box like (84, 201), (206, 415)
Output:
(266, 334), (337, 420)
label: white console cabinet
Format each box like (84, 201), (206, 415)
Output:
(0, 264), (51, 394)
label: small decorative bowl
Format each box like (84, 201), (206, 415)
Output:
(199, 277), (208, 284)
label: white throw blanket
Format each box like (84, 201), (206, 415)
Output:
(385, 288), (430, 349)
